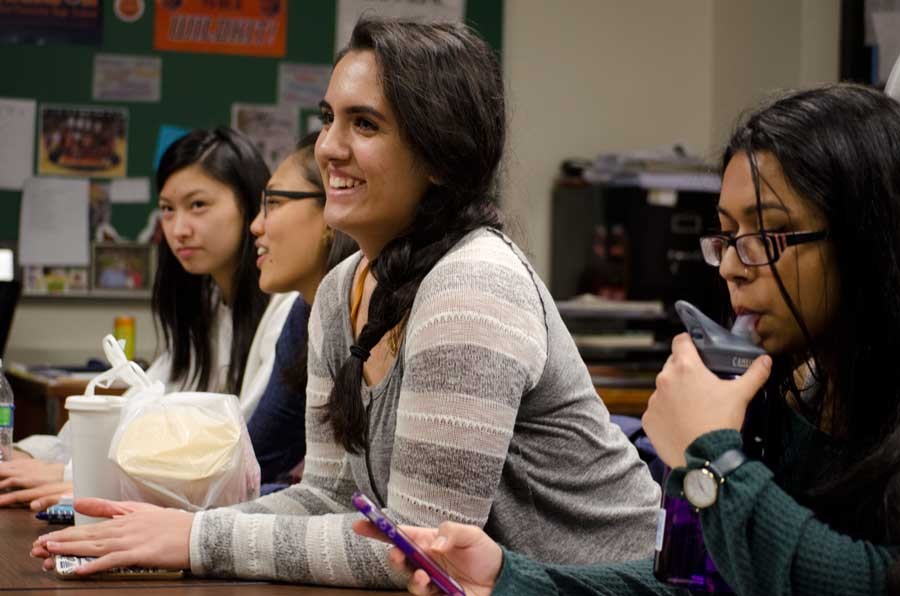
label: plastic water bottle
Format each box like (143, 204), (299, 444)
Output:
(653, 302), (767, 593)
(0, 358), (14, 462)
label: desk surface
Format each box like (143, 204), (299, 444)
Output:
(1, 509), (404, 594)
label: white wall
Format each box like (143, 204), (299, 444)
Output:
(710, 0), (841, 153)
(7, 300), (156, 365)
(504, 0), (840, 280)
(5, 0), (842, 365)
(502, 0), (716, 268)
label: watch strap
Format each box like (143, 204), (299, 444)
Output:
(707, 448), (747, 481)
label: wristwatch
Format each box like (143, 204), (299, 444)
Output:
(682, 448), (747, 509)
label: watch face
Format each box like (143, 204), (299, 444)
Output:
(683, 468), (718, 509)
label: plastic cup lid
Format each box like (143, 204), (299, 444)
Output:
(65, 395), (125, 412)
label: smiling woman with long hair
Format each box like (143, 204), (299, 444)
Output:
(29, 19), (660, 589)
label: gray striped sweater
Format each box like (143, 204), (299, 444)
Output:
(188, 228), (660, 588)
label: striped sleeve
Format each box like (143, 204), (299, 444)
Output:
(189, 262), (407, 588)
(386, 234), (548, 526)
(188, 236), (549, 586)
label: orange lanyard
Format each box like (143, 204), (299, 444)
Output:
(349, 261), (371, 333)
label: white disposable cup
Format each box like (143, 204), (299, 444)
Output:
(65, 394), (125, 525)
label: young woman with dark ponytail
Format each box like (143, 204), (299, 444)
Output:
(30, 19), (660, 588)
(359, 84), (900, 596)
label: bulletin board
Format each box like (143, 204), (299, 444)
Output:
(0, 1), (502, 242)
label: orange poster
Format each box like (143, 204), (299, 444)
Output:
(154, 0), (286, 57)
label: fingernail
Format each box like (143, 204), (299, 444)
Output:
(432, 535), (447, 550)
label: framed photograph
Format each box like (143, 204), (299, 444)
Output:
(91, 242), (155, 292)
(23, 266), (90, 295)
(38, 104), (128, 178)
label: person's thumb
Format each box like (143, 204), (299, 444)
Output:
(434, 521), (482, 552)
(735, 355), (772, 401)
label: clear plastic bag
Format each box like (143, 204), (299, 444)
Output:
(109, 390), (260, 510)
(94, 335), (260, 511)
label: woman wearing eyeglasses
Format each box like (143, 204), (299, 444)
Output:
(246, 131), (356, 488)
(357, 84), (900, 596)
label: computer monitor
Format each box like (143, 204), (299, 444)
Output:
(0, 280), (21, 359)
(887, 53), (900, 100)
(0, 248), (12, 282)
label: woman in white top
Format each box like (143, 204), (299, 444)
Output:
(0, 127), (292, 509)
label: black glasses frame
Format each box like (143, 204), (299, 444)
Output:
(261, 188), (325, 217)
(699, 229), (828, 267)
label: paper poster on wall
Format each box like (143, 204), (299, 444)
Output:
(0, 0), (102, 45)
(89, 180), (111, 234)
(0, 98), (36, 191)
(303, 110), (323, 135)
(154, 0), (287, 57)
(873, 11), (900, 83)
(19, 177), (90, 266)
(93, 54), (162, 103)
(154, 124), (189, 170)
(231, 103), (298, 171)
(110, 177), (151, 204)
(38, 105), (128, 178)
(278, 63), (332, 108)
(335, 0), (465, 52)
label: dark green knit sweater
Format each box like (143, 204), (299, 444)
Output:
(493, 407), (897, 596)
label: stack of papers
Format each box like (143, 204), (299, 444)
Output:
(581, 145), (720, 193)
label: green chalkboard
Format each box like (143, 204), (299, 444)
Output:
(0, 1), (502, 242)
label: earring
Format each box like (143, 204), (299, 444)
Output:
(323, 227), (334, 245)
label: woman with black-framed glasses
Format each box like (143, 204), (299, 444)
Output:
(246, 131), (356, 490)
(699, 229), (828, 267)
(260, 187), (325, 217)
(354, 84), (900, 596)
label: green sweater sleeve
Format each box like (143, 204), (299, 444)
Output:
(493, 550), (687, 596)
(493, 428), (897, 596)
(673, 429), (897, 596)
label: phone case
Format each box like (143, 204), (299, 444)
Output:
(53, 556), (185, 581)
(351, 492), (465, 596)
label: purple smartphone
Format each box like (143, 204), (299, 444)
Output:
(351, 492), (466, 596)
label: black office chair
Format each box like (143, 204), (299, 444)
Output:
(0, 280), (21, 359)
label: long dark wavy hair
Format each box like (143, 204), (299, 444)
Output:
(723, 84), (900, 591)
(323, 19), (506, 453)
(281, 131), (358, 395)
(154, 127), (270, 394)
